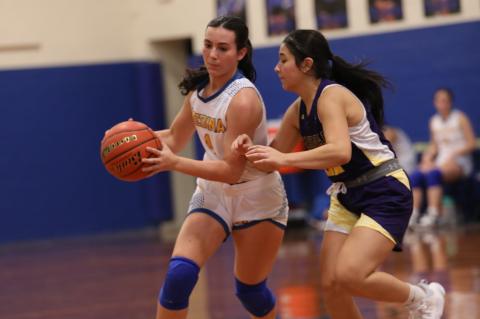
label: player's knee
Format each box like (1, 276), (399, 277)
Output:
(335, 263), (363, 291)
(235, 278), (276, 317)
(319, 275), (341, 296)
(410, 170), (425, 188)
(159, 257), (200, 310)
(425, 168), (443, 187)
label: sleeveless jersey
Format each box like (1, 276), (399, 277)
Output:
(431, 109), (473, 174)
(299, 79), (395, 182)
(190, 71), (268, 182)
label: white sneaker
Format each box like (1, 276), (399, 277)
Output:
(409, 210), (420, 228)
(408, 281), (446, 318)
(419, 214), (438, 228)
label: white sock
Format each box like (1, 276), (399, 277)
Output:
(426, 206), (439, 217)
(409, 208), (419, 226)
(405, 283), (427, 305)
(412, 208), (419, 217)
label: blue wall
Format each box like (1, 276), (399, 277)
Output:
(254, 21), (480, 142)
(0, 62), (172, 243)
(1, 21), (478, 243)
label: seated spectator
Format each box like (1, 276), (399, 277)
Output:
(383, 125), (416, 174)
(409, 88), (476, 228)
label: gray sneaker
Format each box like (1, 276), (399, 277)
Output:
(407, 280), (446, 319)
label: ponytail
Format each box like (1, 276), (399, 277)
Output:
(283, 29), (391, 127)
(330, 55), (391, 127)
(238, 39), (256, 82)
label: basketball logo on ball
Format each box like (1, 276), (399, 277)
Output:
(100, 120), (161, 182)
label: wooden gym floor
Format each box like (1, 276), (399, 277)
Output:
(1, 224), (479, 319)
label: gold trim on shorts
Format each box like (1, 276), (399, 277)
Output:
(326, 195), (396, 245)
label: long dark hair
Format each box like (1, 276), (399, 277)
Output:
(179, 16), (255, 95)
(282, 30), (391, 126)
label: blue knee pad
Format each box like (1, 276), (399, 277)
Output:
(426, 169), (443, 187)
(410, 170), (425, 188)
(159, 257), (200, 310)
(235, 278), (276, 317)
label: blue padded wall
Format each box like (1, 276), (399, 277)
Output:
(0, 62), (172, 243)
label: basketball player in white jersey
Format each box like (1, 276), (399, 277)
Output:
(410, 88), (476, 228)
(141, 16), (288, 319)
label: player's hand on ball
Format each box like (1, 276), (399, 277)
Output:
(142, 143), (178, 176)
(101, 120), (161, 182)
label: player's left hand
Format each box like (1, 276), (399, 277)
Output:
(142, 144), (178, 176)
(245, 145), (287, 169)
(232, 134), (253, 155)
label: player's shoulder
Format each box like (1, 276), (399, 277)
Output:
(316, 84), (352, 110)
(230, 86), (262, 110)
(321, 83), (353, 101)
(184, 90), (196, 108)
(289, 97), (301, 113)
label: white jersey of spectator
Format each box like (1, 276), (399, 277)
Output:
(431, 109), (473, 175)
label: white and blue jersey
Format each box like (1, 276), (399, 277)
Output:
(187, 71), (289, 237)
(190, 71), (268, 182)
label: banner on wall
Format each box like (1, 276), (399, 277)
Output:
(217, 0), (247, 22)
(368, 0), (403, 24)
(424, 0), (460, 17)
(315, 0), (348, 30)
(266, 0), (296, 36)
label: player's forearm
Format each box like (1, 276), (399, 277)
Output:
(155, 129), (189, 154)
(270, 137), (298, 153)
(172, 157), (243, 184)
(283, 144), (350, 170)
(155, 129), (174, 149)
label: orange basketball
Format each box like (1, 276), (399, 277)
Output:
(100, 120), (162, 182)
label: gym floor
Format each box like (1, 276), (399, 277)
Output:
(1, 224), (479, 319)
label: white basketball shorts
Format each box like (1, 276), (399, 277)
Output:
(187, 171), (289, 237)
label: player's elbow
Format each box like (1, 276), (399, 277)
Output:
(335, 148), (351, 166)
(224, 175), (241, 184)
(222, 168), (244, 184)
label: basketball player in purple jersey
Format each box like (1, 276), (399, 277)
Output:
(234, 29), (445, 319)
